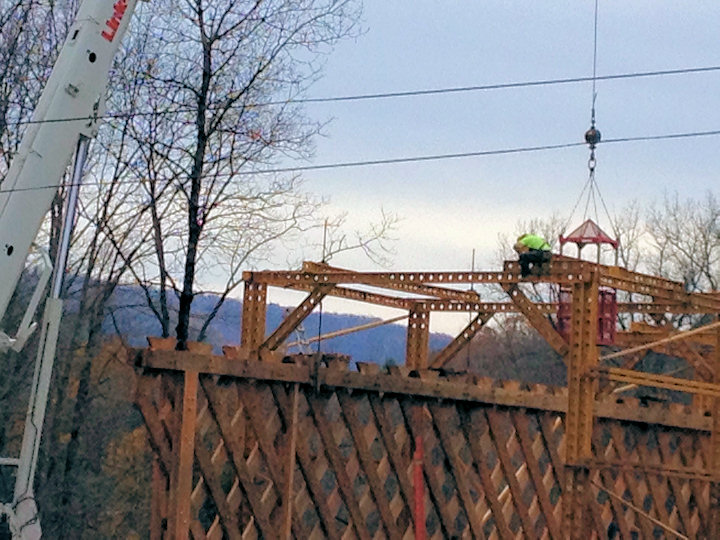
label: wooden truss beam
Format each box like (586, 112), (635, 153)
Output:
(287, 283), (414, 310)
(243, 258), (593, 290)
(612, 333), (714, 382)
(246, 259), (720, 310)
(406, 304), (430, 369)
(503, 283), (569, 357)
(602, 320), (720, 362)
(599, 265), (720, 311)
(592, 366), (720, 397)
(616, 322), (720, 347)
(268, 255), (720, 311)
(302, 261), (482, 303)
(564, 276), (599, 538)
(601, 322), (720, 395)
(430, 312), (493, 369)
(137, 350), (711, 432)
(412, 300), (710, 314)
(261, 286), (330, 352)
(617, 302), (720, 314)
(241, 280), (267, 351)
(241, 259), (720, 374)
(279, 282), (717, 314)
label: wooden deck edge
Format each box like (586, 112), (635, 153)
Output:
(135, 349), (710, 433)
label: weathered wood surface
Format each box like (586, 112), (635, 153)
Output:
(135, 352), (713, 539)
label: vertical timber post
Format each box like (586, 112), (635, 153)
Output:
(167, 370), (198, 540)
(711, 320), (720, 537)
(150, 457), (167, 540)
(242, 277), (267, 352)
(283, 383), (300, 539)
(563, 272), (598, 538)
(406, 304), (430, 369)
(413, 435), (425, 540)
(412, 406), (426, 540)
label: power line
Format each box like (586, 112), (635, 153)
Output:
(292, 65), (720, 104)
(2, 128), (720, 195)
(5, 65), (720, 128)
(605, 130), (720, 144)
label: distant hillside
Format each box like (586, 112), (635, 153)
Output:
(105, 286), (453, 365)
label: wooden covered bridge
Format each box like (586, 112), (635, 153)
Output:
(132, 257), (720, 539)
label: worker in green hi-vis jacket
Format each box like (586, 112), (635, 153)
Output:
(513, 233), (552, 278)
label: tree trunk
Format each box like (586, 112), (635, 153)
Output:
(176, 19), (212, 349)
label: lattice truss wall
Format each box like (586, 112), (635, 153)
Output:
(133, 257), (720, 538)
(135, 356), (714, 539)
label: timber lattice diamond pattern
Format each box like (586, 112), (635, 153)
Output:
(136, 358), (712, 539)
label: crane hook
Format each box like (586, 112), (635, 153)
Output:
(585, 126), (601, 150)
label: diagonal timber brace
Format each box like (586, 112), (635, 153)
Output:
(261, 286), (330, 352)
(430, 312), (493, 369)
(502, 283), (569, 358)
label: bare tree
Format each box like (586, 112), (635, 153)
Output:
(611, 200), (645, 272)
(102, 0), (364, 348)
(0, 0), (43, 170)
(315, 209), (399, 266)
(647, 191), (720, 292)
(0, 0), (80, 173)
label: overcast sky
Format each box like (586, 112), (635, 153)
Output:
(264, 1), (720, 330)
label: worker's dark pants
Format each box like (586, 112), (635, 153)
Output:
(519, 249), (552, 277)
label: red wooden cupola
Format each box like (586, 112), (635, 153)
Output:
(556, 218), (618, 346)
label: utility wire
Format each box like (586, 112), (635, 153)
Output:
(0, 142), (584, 194)
(4, 65), (720, 128)
(291, 65), (720, 105)
(2, 128), (720, 195)
(590, 0), (599, 125)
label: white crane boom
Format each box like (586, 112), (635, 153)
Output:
(0, 0), (139, 537)
(0, 0), (137, 333)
